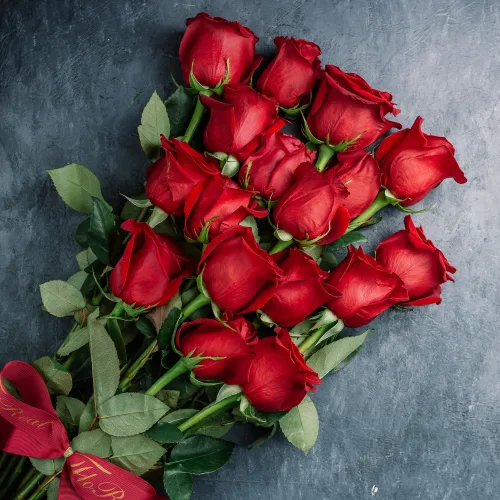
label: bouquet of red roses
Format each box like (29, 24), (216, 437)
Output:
(0, 12), (466, 500)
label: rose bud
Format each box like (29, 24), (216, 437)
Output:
(199, 226), (283, 315)
(256, 36), (321, 109)
(334, 151), (381, 218)
(175, 316), (257, 385)
(238, 132), (316, 200)
(110, 220), (195, 307)
(326, 246), (408, 327)
(242, 328), (321, 412)
(179, 12), (263, 89)
(145, 136), (220, 216)
(261, 249), (341, 327)
(306, 65), (401, 149)
(376, 116), (467, 206)
(200, 84), (286, 161)
(184, 175), (268, 242)
(272, 162), (351, 245)
(375, 215), (456, 306)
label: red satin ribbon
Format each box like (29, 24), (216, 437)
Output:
(0, 361), (166, 500)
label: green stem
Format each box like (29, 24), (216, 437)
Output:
(345, 189), (389, 233)
(145, 358), (189, 396)
(179, 293), (211, 322)
(315, 144), (335, 172)
(269, 239), (294, 255)
(1, 456), (27, 497)
(62, 352), (77, 370)
(119, 339), (158, 391)
(178, 393), (241, 433)
(16, 468), (37, 495)
(298, 324), (331, 353)
(109, 301), (126, 319)
(26, 473), (58, 500)
(181, 96), (206, 144)
(0, 455), (19, 491)
(15, 471), (44, 499)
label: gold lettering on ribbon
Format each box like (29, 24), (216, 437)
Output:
(70, 458), (126, 499)
(0, 397), (53, 429)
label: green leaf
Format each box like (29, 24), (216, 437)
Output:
(66, 270), (88, 291)
(148, 206), (168, 228)
(72, 429), (112, 458)
(98, 393), (169, 437)
(307, 330), (371, 379)
(279, 395), (318, 454)
(121, 193), (152, 208)
(158, 306), (182, 350)
(164, 468), (193, 500)
(159, 409), (198, 426)
(327, 231), (368, 251)
(216, 385), (242, 403)
(135, 317), (156, 337)
(120, 196), (145, 221)
(32, 357), (72, 396)
(75, 217), (91, 248)
(40, 280), (85, 317)
(248, 422), (278, 450)
(76, 248), (97, 270)
(106, 319), (127, 363)
(111, 435), (165, 475)
(144, 422), (184, 443)
(47, 478), (60, 500)
(155, 389), (180, 410)
(88, 197), (117, 264)
(166, 87), (195, 138)
(57, 309), (101, 357)
(29, 457), (64, 476)
(89, 317), (120, 410)
(48, 164), (107, 214)
(56, 396), (85, 428)
(138, 91), (170, 159)
(79, 396), (96, 433)
(168, 436), (234, 475)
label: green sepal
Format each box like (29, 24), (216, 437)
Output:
(325, 132), (362, 152)
(279, 91), (313, 117)
(189, 371), (224, 388)
(300, 109), (323, 145)
(196, 268), (210, 299)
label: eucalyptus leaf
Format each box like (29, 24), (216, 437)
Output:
(72, 429), (112, 458)
(164, 468), (193, 500)
(279, 395), (318, 454)
(32, 357), (72, 396)
(111, 435), (165, 475)
(138, 91), (170, 158)
(166, 87), (195, 138)
(47, 163), (106, 214)
(158, 307), (182, 350)
(98, 393), (169, 437)
(168, 436), (234, 475)
(29, 457), (64, 476)
(307, 330), (370, 379)
(79, 396), (96, 433)
(88, 197), (117, 264)
(40, 280), (85, 317)
(327, 231), (368, 251)
(56, 396), (85, 428)
(144, 422), (184, 443)
(89, 317), (120, 410)
(47, 478), (60, 500)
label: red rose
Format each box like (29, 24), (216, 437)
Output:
(175, 316), (257, 385)
(145, 136), (219, 216)
(375, 215), (456, 306)
(256, 36), (321, 108)
(184, 175), (267, 242)
(199, 226), (283, 315)
(376, 116), (467, 206)
(272, 162), (351, 244)
(179, 12), (263, 89)
(200, 84), (286, 161)
(326, 246), (408, 327)
(307, 65), (401, 149)
(110, 220), (194, 307)
(262, 249), (341, 327)
(334, 151), (381, 218)
(242, 328), (321, 412)
(238, 132), (316, 200)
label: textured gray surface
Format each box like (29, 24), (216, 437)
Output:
(0, 0), (498, 498)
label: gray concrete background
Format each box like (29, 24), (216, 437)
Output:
(0, 0), (498, 498)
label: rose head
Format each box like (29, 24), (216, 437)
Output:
(262, 249), (341, 327)
(184, 175), (267, 242)
(326, 246), (408, 327)
(179, 12), (263, 89)
(334, 151), (382, 218)
(256, 36), (322, 109)
(110, 220), (194, 307)
(375, 215), (456, 306)
(242, 328), (321, 412)
(272, 162), (351, 245)
(200, 84), (286, 161)
(175, 316), (257, 385)
(376, 116), (467, 206)
(145, 136), (220, 216)
(199, 226), (283, 315)
(238, 132), (316, 200)
(307, 65), (401, 149)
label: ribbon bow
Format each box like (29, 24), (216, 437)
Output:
(0, 361), (166, 499)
